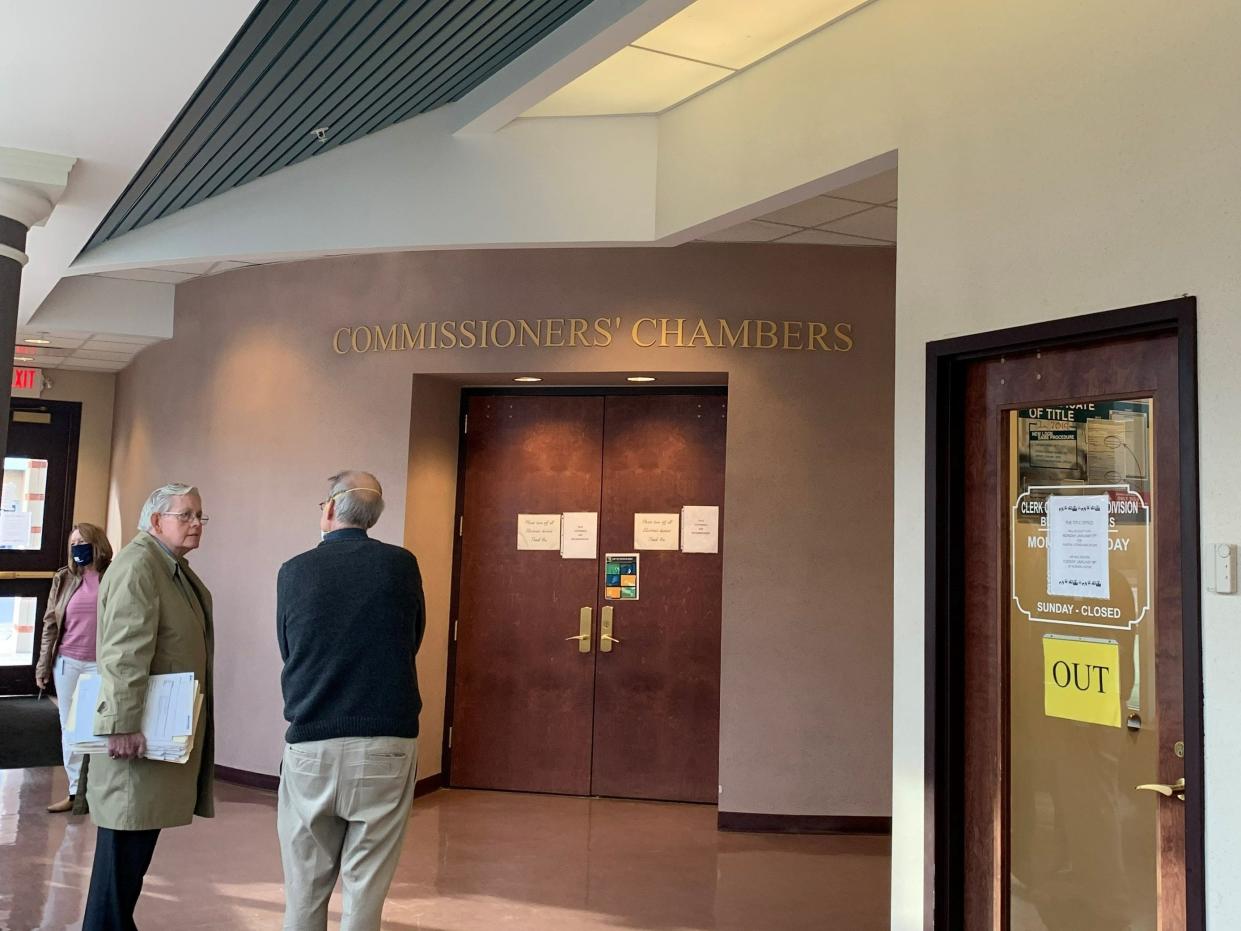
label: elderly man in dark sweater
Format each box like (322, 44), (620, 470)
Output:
(276, 470), (425, 931)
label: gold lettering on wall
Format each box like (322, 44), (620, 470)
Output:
(331, 316), (856, 355)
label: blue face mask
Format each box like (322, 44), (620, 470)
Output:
(71, 542), (94, 566)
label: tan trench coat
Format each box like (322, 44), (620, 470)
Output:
(79, 532), (215, 830)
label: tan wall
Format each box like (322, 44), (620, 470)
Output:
(108, 245), (895, 816)
(41, 369), (116, 529)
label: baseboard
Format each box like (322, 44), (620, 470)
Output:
(215, 764), (279, 791)
(717, 812), (891, 835)
(214, 765), (444, 799)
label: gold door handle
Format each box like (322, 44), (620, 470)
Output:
(1136, 778), (1185, 800)
(600, 606), (617, 653)
(567, 607), (592, 653)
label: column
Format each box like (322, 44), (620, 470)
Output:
(0, 150), (77, 457)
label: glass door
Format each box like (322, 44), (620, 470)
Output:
(0, 400), (81, 695)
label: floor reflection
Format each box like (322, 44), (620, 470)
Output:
(0, 768), (890, 930)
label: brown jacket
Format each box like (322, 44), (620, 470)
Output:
(34, 566), (84, 682)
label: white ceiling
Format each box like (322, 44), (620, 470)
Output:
(699, 169), (897, 245)
(523, 0), (872, 117)
(12, 330), (162, 373)
(0, 0), (257, 325)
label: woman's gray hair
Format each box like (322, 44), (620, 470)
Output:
(328, 471), (384, 529)
(138, 483), (200, 532)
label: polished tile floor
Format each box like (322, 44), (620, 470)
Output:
(0, 767), (890, 930)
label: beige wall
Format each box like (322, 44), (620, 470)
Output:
(41, 369), (116, 529)
(108, 244), (895, 816)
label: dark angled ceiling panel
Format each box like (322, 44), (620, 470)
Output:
(84, 0), (600, 251)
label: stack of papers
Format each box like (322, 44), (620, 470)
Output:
(67, 672), (202, 764)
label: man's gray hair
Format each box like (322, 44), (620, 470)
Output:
(138, 483), (200, 532)
(327, 471), (385, 529)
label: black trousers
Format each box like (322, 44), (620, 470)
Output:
(82, 827), (161, 931)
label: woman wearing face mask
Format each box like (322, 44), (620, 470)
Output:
(34, 523), (113, 813)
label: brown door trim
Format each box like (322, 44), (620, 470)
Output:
(923, 298), (1203, 929)
(441, 385), (729, 791)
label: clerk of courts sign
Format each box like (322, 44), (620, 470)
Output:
(332, 316), (855, 354)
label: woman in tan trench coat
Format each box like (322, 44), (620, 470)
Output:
(77, 483), (214, 931)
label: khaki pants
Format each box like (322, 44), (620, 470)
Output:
(277, 736), (417, 931)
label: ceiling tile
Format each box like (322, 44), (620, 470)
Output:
(80, 340), (148, 353)
(93, 269), (197, 284)
(86, 333), (161, 345)
(777, 229), (894, 246)
(524, 46), (732, 117)
(71, 349), (137, 362)
(59, 359), (125, 372)
(820, 205), (897, 241)
(699, 220), (798, 242)
(638, 0), (869, 70)
(162, 261), (219, 275)
(19, 336), (85, 350)
(826, 169), (899, 205)
(206, 260), (253, 275)
(759, 196), (872, 229)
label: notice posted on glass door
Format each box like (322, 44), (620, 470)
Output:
(1046, 494), (1110, 599)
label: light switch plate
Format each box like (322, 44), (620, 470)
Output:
(1208, 543), (1237, 594)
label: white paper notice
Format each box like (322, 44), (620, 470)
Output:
(560, 512), (598, 559)
(634, 513), (679, 550)
(517, 514), (562, 550)
(680, 505), (720, 553)
(1047, 494), (1111, 600)
(0, 510), (31, 548)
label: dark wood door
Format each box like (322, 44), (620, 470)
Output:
(591, 394), (725, 802)
(450, 395), (603, 794)
(449, 391), (726, 803)
(962, 334), (1186, 928)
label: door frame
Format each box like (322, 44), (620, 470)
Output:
(441, 384), (728, 789)
(923, 298), (1204, 929)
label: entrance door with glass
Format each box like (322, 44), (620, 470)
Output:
(0, 399), (81, 695)
(958, 330), (1191, 929)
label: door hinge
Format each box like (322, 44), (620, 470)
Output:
(453, 619), (458, 641)
(463, 414), (468, 434)
(447, 726), (453, 748)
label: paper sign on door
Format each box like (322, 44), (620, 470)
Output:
(634, 513), (679, 550)
(680, 505), (719, 553)
(517, 514), (561, 550)
(1043, 634), (1121, 727)
(560, 512), (598, 559)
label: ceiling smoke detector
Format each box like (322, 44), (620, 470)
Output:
(311, 127), (330, 142)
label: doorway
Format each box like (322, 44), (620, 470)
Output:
(925, 299), (1203, 928)
(0, 399), (81, 695)
(445, 389), (726, 803)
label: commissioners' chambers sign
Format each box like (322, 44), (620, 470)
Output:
(332, 316), (854, 354)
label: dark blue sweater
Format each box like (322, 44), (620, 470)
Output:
(277, 528), (425, 743)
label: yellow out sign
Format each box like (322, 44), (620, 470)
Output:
(1043, 635), (1121, 727)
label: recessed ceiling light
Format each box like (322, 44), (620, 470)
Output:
(627, 376), (657, 383)
(23, 338), (51, 345)
(513, 376), (542, 383)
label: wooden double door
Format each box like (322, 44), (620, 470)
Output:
(448, 391), (726, 803)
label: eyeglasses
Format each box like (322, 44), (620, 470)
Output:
(318, 487), (381, 510)
(159, 511), (210, 524)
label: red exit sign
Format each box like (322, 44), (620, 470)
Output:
(12, 367), (40, 393)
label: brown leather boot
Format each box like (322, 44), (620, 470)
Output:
(46, 796), (74, 813)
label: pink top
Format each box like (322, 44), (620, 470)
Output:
(57, 570), (100, 662)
